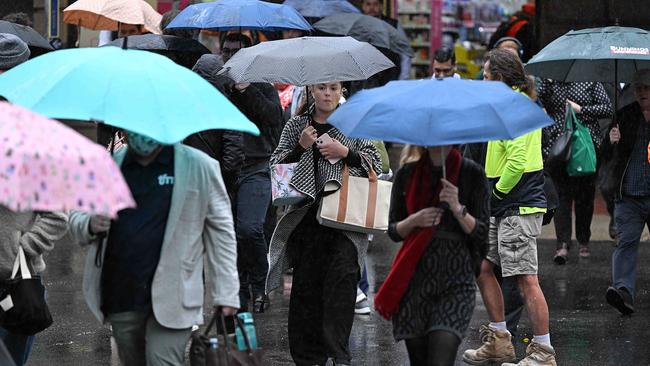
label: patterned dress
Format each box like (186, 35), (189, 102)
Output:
(388, 159), (490, 340)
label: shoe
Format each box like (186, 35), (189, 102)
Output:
(355, 289), (371, 315)
(553, 243), (568, 265)
(501, 341), (557, 366)
(253, 295), (268, 313)
(606, 286), (634, 315)
(462, 325), (516, 365)
(609, 218), (617, 240)
(578, 244), (590, 258)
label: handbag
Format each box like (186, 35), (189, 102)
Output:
(0, 247), (53, 336)
(545, 109), (573, 169)
(270, 163), (307, 206)
(189, 310), (263, 366)
(566, 108), (597, 176)
(317, 159), (392, 234)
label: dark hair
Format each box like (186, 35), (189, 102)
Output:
(2, 12), (32, 27)
(493, 37), (523, 58)
(433, 47), (455, 64)
(220, 33), (252, 49)
(161, 10), (196, 39)
(486, 48), (536, 99)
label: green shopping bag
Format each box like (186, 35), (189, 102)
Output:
(566, 108), (597, 176)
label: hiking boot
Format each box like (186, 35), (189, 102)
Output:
(502, 341), (557, 366)
(606, 286), (634, 315)
(553, 242), (568, 265)
(462, 325), (516, 365)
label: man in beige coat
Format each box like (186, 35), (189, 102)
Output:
(69, 131), (239, 366)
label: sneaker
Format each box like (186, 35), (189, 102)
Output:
(606, 286), (634, 315)
(578, 244), (590, 258)
(253, 295), (269, 313)
(553, 243), (568, 265)
(462, 325), (516, 365)
(502, 341), (556, 366)
(355, 289), (371, 315)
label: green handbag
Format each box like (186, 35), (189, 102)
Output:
(566, 108), (597, 176)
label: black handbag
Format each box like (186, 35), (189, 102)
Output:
(0, 247), (52, 336)
(190, 309), (263, 366)
(546, 108), (574, 169)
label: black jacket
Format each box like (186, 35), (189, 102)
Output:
(601, 102), (648, 200)
(387, 158), (490, 277)
(229, 82), (284, 174)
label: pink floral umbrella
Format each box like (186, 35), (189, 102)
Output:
(0, 102), (135, 218)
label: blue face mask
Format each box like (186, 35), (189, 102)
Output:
(125, 131), (161, 156)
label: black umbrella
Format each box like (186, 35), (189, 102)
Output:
(107, 34), (210, 69)
(0, 20), (53, 57)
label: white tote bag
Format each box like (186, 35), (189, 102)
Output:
(317, 163), (391, 234)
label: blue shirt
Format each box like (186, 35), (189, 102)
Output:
(101, 147), (174, 315)
(623, 123), (650, 197)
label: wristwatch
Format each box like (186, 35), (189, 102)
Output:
(456, 205), (468, 218)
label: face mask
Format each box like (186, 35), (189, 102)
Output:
(125, 131), (161, 156)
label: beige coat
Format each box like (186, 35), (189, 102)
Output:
(69, 144), (239, 329)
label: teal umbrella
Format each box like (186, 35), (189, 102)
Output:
(0, 46), (259, 144)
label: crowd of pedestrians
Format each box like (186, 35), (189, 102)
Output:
(0, 4), (649, 366)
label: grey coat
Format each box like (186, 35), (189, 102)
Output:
(68, 144), (239, 329)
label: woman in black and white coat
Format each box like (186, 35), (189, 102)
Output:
(266, 81), (381, 366)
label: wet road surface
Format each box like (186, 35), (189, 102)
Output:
(26, 230), (650, 365)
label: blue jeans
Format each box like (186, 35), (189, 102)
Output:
(358, 263), (369, 295)
(235, 171), (272, 304)
(613, 196), (650, 298)
(0, 327), (34, 366)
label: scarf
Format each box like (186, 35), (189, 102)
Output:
(275, 83), (295, 110)
(374, 148), (462, 320)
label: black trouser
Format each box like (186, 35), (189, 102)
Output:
(404, 331), (461, 366)
(288, 210), (360, 366)
(551, 168), (597, 248)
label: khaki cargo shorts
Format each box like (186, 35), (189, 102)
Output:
(486, 213), (543, 277)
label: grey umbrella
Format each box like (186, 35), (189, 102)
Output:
(0, 20), (53, 57)
(525, 26), (650, 121)
(218, 36), (395, 86)
(313, 13), (413, 57)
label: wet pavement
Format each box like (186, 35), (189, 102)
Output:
(26, 227), (650, 366)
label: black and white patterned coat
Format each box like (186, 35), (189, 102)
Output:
(265, 113), (382, 294)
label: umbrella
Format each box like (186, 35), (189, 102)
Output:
(218, 36), (395, 86)
(106, 34), (210, 69)
(0, 21), (53, 57)
(0, 102), (135, 218)
(327, 78), (554, 146)
(525, 26), (650, 120)
(283, 0), (360, 18)
(313, 13), (413, 57)
(165, 0), (313, 32)
(0, 46), (259, 144)
(63, 0), (163, 34)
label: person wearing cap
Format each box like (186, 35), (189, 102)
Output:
(0, 33), (30, 73)
(601, 68), (650, 315)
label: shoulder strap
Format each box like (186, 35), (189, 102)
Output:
(11, 246), (32, 280)
(506, 19), (528, 38)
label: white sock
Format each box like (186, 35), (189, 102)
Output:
(489, 321), (507, 331)
(533, 334), (551, 347)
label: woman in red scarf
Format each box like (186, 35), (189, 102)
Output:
(376, 145), (490, 366)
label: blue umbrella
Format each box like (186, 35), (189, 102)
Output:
(327, 78), (553, 146)
(283, 0), (360, 18)
(166, 0), (313, 32)
(0, 46), (259, 144)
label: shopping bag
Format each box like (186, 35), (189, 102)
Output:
(270, 163), (307, 206)
(0, 247), (53, 336)
(189, 310), (263, 366)
(317, 161), (391, 234)
(566, 108), (597, 176)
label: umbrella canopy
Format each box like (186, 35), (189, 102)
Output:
(63, 0), (162, 34)
(313, 13), (413, 57)
(218, 36), (395, 86)
(0, 21), (53, 57)
(327, 78), (553, 146)
(0, 47), (259, 144)
(525, 26), (650, 83)
(166, 0), (313, 32)
(106, 34), (210, 68)
(283, 0), (360, 18)
(0, 102), (135, 218)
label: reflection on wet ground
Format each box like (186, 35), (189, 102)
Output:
(28, 232), (650, 365)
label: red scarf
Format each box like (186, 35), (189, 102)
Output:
(374, 148), (462, 320)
